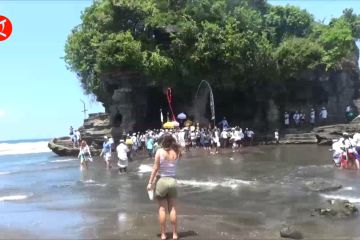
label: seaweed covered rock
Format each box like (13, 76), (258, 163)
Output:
(312, 199), (358, 218)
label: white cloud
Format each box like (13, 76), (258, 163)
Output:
(0, 110), (5, 118)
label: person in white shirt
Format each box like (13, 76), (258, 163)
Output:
(117, 139), (130, 173)
(220, 129), (228, 148)
(319, 107), (328, 125)
(246, 129), (255, 145)
(75, 130), (81, 147)
(131, 133), (138, 152)
(331, 139), (344, 166)
(178, 129), (186, 148)
(293, 111), (300, 126)
(284, 112), (290, 127)
(309, 108), (315, 125)
(274, 130), (279, 143)
(211, 128), (220, 154)
(232, 127), (242, 150)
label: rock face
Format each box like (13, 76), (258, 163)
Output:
(280, 225), (303, 240)
(95, 51), (360, 133)
(79, 112), (112, 149)
(304, 180), (342, 192)
(313, 123), (360, 145)
(48, 113), (110, 156)
(48, 137), (79, 157)
(312, 200), (358, 218)
(100, 71), (148, 139)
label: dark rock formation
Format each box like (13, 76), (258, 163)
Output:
(79, 113), (112, 149)
(48, 137), (79, 157)
(48, 113), (110, 156)
(99, 71), (149, 139)
(304, 180), (342, 192)
(278, 120), (360, 145)
(94, 49), (360, 133)
(312, 200), (358, 218)
(313, 123), (360, 145)
(280, 225), (303, 239)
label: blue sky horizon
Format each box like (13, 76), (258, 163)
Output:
(0, 0), (360, 141)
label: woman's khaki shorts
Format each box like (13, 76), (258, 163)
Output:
(155, 177), (177, 199)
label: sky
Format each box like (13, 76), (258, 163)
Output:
(0, 0), (359, 141)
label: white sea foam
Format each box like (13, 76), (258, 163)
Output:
(138, 164), (153, 173)
(177, 178), (253, 189)
(344, 187), (354, 191)
(93, 184), (107, 187)
(0, 195), (28, 201)
(50, 159), (77, 163)
(83, 179), (96, 184)
(81, 179), (106, 187)
(0, 141), (51, 156)
(321, 194), (360, 203)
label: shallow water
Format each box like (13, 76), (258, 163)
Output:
(0, 143), (359, 239)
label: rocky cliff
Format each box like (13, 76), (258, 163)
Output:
(48, 113), (111, 155)
(97, 56), (360, 134)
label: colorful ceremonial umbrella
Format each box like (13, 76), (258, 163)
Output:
(177, 112), (187, 120)
(184, 120), (193, 127)
(163, 122), (174, 129)
(172, 121), (180, 127)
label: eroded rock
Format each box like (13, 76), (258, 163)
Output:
(304, 180), (342, 192)
(280, 225), (303, 239)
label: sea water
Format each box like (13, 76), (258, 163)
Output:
(0, 141), (360, 239)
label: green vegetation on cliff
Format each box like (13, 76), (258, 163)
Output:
(64, 0), (360, 101)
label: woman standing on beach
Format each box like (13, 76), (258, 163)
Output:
(147, 134), (181, 240)
(78, 140), (92, 168)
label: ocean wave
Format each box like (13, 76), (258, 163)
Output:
(82, 179), (96, 184)
(321, 194), (360, 203)
(50, 159), (77, 163)
(80, 179), (106, 187)
(0, 195), (28, 201)
(138, 164), (153, 173)
(177, 178), (253, 189)
(0, 141), (51, 156)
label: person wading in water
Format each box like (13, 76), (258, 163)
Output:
(147, 134), (181, 240)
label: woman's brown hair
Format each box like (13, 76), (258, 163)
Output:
(160, 134), (181, 156)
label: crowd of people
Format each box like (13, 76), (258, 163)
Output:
(283, 107), (328, 127)
(94, 124), (258, 171)
(71, 105), (358, 172)
(69, 118), (263, 171)
(284, 105), (356, 128)
(331, 132), (360, 170)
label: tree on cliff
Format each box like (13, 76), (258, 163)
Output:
(64, 0), (359, 117)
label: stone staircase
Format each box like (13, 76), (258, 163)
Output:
(280, 133), (318, 144)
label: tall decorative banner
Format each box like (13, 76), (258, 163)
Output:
(166, 88), (176, 121)
(160, 108), (164, 123)
(195, 80), (216, 125)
